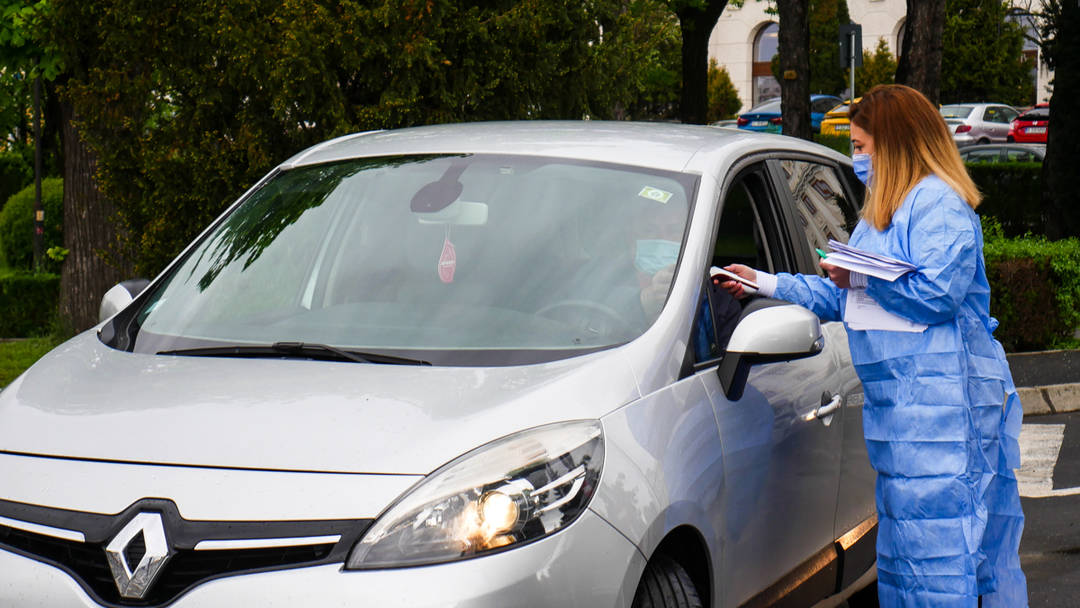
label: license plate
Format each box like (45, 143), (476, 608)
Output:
(751, 121), (768, 127)
(1026, 126), (1046, 134)
(833, 124), (849, 132)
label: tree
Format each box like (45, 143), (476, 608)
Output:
(49, 0), (681, 285)
(668, 0), (730, 124)
(896, 0), (946, 103)
(706, 58), (742, 121)
(852, 38), (897, 95)
(940, 0), (1034, 106)
(1038, 0), (1080, 240)
(808, 0), (851, 96)
(777, 0), (812, 140)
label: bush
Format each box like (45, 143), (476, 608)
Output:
(0, 178), (63, 272)
(969, 162), (1042, 237)
(0, 270), (60, 337)
(0, 151), (32, 213)
(983, 217), (1080, 352)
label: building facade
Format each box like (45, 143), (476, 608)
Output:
(708, 0), (1051, 114)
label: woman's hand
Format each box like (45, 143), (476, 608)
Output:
(719, 264), (757, 299)
(820, 260), (851, 288)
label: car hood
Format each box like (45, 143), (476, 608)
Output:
(0, 333), (640, 475)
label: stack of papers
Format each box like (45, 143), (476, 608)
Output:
(823, 239), (916, 281)
(824, 240), (928, 333)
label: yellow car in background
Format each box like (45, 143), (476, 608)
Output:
(819, 98), (861, 137)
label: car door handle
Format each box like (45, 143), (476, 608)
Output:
(814, 394), (842, 419)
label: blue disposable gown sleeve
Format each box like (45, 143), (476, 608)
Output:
(865, 188), (978, 326)
(772, 273), (844, 323)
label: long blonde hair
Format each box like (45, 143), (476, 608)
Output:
(850, 85), (981, 230)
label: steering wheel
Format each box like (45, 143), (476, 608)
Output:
(535, 299), (633, 338)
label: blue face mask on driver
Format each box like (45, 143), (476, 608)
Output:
(852, 153), (873, 186)
(635, 239), (680, 275)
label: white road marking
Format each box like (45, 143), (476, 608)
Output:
(1017, 424), (1080, 498)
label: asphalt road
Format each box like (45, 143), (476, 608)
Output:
(1019, 411), (1080, 608)
(844, 410), (1080, 608)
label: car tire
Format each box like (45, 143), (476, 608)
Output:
(1007, 136), (1015, 143)
(631, 555), (704, 608)
(977, 137), (990, 145)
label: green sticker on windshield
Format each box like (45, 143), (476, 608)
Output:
(639, 186), (673, 203)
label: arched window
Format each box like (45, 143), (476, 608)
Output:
(752, 22), (780, 107)
(894, 18), (906, 62)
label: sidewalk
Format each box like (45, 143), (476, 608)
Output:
(1008, 350), (1080, 416)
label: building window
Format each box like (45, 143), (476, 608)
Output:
(753, 22), (780, 107)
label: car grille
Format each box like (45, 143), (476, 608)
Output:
(0, 498), (372, 607)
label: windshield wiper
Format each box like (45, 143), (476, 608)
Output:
(158, 341), (431, 366)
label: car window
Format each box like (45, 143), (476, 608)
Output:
(1005, 148), (1038, 162)
(1002, 107), (1019, 122)
(941, 105), (973, 119)
(964, 148), (1001, 163)
(127, 154), (699, 364)
(690, 166), (787, 366)
(777, 159), (860, 276)
(747, 100), (782, 114)
(983, 107), (1010, 123)
(812, 98), (837, 114)
(1022, 107), (1049, 121)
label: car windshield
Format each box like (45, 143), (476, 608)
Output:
(1021, 108), (1049, 120)
(940, 105), (973, 119)
(125, 154), (697, 365)
(747, 100), (781, 114)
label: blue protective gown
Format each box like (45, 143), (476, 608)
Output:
(770, 175), (1027, 607)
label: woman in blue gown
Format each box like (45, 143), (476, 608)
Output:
(722, 84), (1027, 607)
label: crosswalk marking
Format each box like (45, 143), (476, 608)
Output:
(1017, 424), (1080, 498)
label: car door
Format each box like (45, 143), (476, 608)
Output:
(689, 160), (848, 607)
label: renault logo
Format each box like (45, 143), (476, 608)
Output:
(104, 512), (173, 599)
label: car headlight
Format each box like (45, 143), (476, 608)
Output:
(345, 420), (603, 569)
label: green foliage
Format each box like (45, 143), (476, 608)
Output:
(50, 0), (682, 276)
(0, 150), (30, 210)
(0, 269), (60, 338)
(851, 38), (896, 95)
(982, 217), (1080, 351)
(813, 133), (851, 155)
(941, 0), (1034, 105)
(808, 0), (850, 95)
(707, 58), (741, 121)
(0, 0), (63, 152)
(968, 162), (1043, 237)
(0, 177), (62, 272)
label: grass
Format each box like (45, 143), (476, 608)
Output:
(0, 336), (64, 387)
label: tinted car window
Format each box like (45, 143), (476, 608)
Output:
(1005, 148), (1040, 162)
(1022, 108), (1049, 120)
(963, 148), (1001, 163)
(812, 98), (838, 114)
(778, 160), (860, 275)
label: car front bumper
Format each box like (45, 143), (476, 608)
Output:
(0, 508), (644, 608)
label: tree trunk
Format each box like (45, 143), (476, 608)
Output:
(676, 1), (728, 125)
(778, 0), (812, 141)
(59, 100), (130, 332)
(895, 0), (945, 104)
(1041, 1), (1080, 240)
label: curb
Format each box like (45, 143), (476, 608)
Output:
(1018, 383), (1080, 417)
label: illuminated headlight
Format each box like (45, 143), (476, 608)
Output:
(345, 420), (603, 569)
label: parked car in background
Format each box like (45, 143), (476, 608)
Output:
(0, 122), (877, 608)
(1008, 103), (1049, 144)
(737, 94), (842, 133)
(959, 143), (1045, 163)
(819, 98), (862, 137)
(940, 103), (1019, 146)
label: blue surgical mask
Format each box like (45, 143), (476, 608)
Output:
(634, 239), (680, 275)
(852, 153), (873, 186)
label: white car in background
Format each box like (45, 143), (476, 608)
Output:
(941, 103), (1019, 146)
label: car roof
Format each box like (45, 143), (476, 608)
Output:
(279, 121), (850, 175)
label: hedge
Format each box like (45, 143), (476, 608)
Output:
(983, 218), (1080, 352)
(0, 270), (60, 337)
(0, 178), (64, 273)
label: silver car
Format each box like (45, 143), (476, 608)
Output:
(941, 103), (1019, 147)
(0, 122), (875, 608)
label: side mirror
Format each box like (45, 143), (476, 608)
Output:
(717, 304), (824, 401)
(98, 279), (150, 323)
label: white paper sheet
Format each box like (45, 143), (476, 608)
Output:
(825, 239), (916, 281)
(844, 289), (928, 332)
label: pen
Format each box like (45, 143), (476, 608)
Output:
(816, 248), (829, 259)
